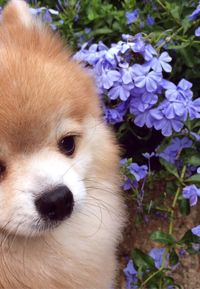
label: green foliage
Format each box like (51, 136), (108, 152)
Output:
(150, 231), (176, 245)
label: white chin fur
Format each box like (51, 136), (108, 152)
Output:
(0, 149), (87, 236)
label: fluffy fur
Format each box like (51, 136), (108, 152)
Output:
(0, 1), (125, 288)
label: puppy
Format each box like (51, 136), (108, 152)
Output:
(0, 0), (125, 288)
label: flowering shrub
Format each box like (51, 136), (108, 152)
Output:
(74, 36), (200, 137)
(2, 0), (200, 288)
(71, 2), (200, 284)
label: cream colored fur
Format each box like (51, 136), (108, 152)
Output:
(0, 1), (125, 288)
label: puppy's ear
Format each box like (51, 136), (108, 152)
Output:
(2, 0), (33, 27)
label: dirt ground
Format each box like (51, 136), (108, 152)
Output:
(118, 195), (200, 289)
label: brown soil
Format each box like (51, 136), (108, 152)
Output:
(118, 192), (200, 289)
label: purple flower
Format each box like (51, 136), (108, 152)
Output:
(179, 249), (187, 257)
(119, 35), (145, 55)
(122, 34), (135, 41)
(195, 27), (200, 37)
(159, 137), (192, 164)
(132, 36), (146, 53)
(104, 102), (127, 124)
(121, 65), (135, 84)
(133, 65), (162, 93)
(123, 178), (135, 190)
(143, 44), (157, 61)
(30, 7), (59, 22)
(43, 9), (52, 23)
(30, 7), (43, 15)
(130, 92), (158, 113)
(123, 260), (138, 289)
(105, 45), (121, 66)
(128, 163), (148, 181)
(182, 185), (200, 206)
(134, 108), (154, 128)
(96, 68), (121, 90)
(142, 152), (155, 159)
(126, 9), (139, 24)
(191, 132), (200, 141)
(150, 106), (184, 136)
(184, 97), (200, 120)
(109, 82), (134, 101)
(120, 158), (128, 165)
(147, 14), (154, 26)
(163, 79), (193, 101)
(84, 27), (91, 34)
(162, 99), (186, 119)
(188, 3), (200, 20)
(162, 79), (200, 121)
(149, 248), (168, 269)
(191, 225), (200, 237)
(150, 52), (172, 73)
(156, 38), (168, 50)
(29, 7), (59, 30)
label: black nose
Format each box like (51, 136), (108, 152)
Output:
(35, 185), (74, 221)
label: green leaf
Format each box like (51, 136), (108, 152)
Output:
(181, 18), (192, 34)
(180, 48), (195, 68)
(186, 174), (200, 184)
(166, 2), (180, 20)
(87, 7), (97, 21)
(90, 28), (113, 36)
(167, 42), (191, 50)
(132, 249), (156, 270)
(150, 231), (176, 245)
(147, 283), (159, 289)
(178, 229), (200, 244)
(191, 119), (200, 130)
(181, 148), (200, 166)
(159, 158), (179, 178)
(164, 276), (175, 286)
(169, 249), (179, 266)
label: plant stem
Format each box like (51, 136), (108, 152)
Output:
(139, 166), (186, 288)
(155, 0), (181, 25)
(155, 0), (166, 10)
(138, 267), (164, 289)
(169, 165), (186, 235)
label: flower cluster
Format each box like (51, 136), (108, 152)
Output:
(158, 137), (193, 164)
(74, 34), (200, 136)
(72, 4), (200, 289)
(120, 158), (148, 190)
(182, 184), (200, 206)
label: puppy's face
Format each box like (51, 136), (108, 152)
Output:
(0, 0), (107, 236)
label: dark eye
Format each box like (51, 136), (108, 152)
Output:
(58, 135), (76, 156)
(0, 162), (6, 177)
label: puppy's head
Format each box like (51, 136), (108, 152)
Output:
(0, 0), (118, 237)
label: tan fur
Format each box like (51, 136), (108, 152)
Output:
(0, 1), (125, 288)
